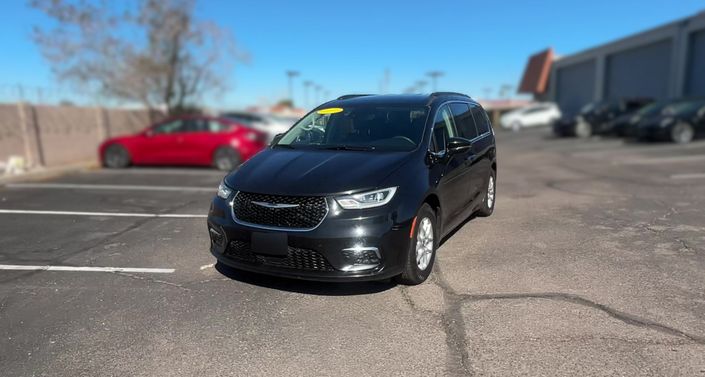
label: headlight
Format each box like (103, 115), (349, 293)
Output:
(660, 117), (675, 127)
(335, 187), (397, 209)
(217, 181), (234, 199)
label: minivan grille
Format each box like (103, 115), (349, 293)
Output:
(231, 192), (328, 230)
(226, 240), (334, 272)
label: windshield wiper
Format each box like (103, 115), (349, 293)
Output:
(318, 145), (376, 151)
(272, 144), (297, 149)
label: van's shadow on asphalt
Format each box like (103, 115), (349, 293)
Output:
(214, 214), (480, 296)
(214, 262), (397, 296)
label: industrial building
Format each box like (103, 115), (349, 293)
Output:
(520, 10), (705, 115)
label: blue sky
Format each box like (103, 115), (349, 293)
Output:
(1, 0), (704, 109)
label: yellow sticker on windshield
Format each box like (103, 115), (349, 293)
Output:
(317, 107), (343, 115)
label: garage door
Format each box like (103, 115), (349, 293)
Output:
(555, 59), (596, 116)
(686, 28), (705, 96)
(604, 39), (672, 100)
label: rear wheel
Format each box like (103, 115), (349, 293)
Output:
(575, 120), (592, 138)
(103, 144), (130, 168)
(395, 204), (437, 286)
(477, 169), (496, 217)
(670, 122), (694, 144)
(213, 147), (241, 171)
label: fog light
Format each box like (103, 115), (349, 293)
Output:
(340, 246), (380, 271)
(209, 227), (225, 247)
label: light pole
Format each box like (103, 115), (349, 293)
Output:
(415, 80), (428, 93)
(314, 84), (322, 104)
(427, 71), (444, 92)
(286, 70), (300, 105)
(303, 80), (313, 108)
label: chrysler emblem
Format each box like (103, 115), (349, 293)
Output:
(251, 201), (300, 209)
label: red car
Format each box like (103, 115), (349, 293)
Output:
(99, 115), (268, 170)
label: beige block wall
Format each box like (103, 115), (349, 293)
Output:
(0, 104), (25, 162)
(0, 103), (158, 168)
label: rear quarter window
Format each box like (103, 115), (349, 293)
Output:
(450, 103), (478, 139)
(471, 106), (491, 135)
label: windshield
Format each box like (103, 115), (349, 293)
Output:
(275, 105), (429, 152)
(580, 102), (600, 114)
(635, 101), (669, 117)
(663, 100), (705, 115)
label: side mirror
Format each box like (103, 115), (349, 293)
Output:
(270, 133), (284, 146)
(447, 137), (472, 155)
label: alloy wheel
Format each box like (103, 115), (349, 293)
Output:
(415, 217), (434, 271)
(487, 175), (495, 208)
(672, 122), (694, 144)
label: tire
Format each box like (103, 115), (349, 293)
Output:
(477, 169), (496, 217)
(670, 122), (694, 144)
(575, 120), (592, 138)
(213, 147), (241, 171)
(395, 203), (438, 286)
(103, 144), (130, 168)
(511, 121), (522, 132)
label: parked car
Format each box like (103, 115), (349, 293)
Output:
(207, 93), (497, 285)
(499, 102), (561, 131)
(221, 112), (296, 141)
(584, 98), (654, 136)
(552, 114), (579, 137)
(99, 115), (268, 171)
(553, 98), (653, 138)
(635, 98), (705, 143)
(610, 99), (684, 137)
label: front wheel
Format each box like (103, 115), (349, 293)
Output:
(670, 122), (694, 144)
(213, 147), (241, 171)
(395, 204), (438, 285)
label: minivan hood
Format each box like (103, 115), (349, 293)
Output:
(224, 148), (414, 196)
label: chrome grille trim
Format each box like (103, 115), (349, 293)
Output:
(229, 191), (329, 232)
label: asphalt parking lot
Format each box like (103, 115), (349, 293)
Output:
(1, 129), (704, 376)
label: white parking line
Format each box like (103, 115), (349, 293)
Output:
(671, 173), (705, 180)
(5, 183), (214, 192)
(614, 155), (705, 165)
(0, 209), (207, 218)
(0, 264), (174, 273)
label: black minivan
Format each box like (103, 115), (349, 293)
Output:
(207, 93), (497, 285)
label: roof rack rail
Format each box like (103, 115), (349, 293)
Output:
(430, 92), (471, 98)
(337, 94), (373, 100)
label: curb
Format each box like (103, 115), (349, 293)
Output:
(0, 161), (99, 185)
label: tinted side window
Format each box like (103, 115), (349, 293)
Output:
(471, 106), (490, 135)
(431, 105), (456, 151)
(183, 118), (210, 132)
(450, 103), (478, 139)
(208, 120), (230, 132)
(152, 119), (185, 134)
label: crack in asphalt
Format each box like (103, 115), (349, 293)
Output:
(401, 262), (705, 377)
(457, 292), (705, 345)
(115, 272), (190, 291)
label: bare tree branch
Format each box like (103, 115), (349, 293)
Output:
(29, 0), (245, 114)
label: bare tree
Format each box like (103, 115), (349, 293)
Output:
(30, 0), (246, 114)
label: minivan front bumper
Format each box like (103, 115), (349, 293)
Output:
(206, 195), (413, 282)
